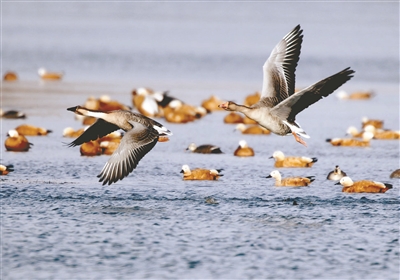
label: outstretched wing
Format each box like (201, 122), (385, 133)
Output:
(259, 25), (303, 106)
(270, 67), (355, 122)
(97, 122), (159, 185)
(67, 119), (120, 147)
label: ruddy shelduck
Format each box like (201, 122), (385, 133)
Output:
(361, 117), (383, 129)
(336, 176), (392, 193)
(5, 130), (32, 152)
(38, 68), (63, 80)
(3, 71), (18, 81)
(0, 164), (14, 175)
(364, 125), (399, 140)
(180, 164), (223, 181)
(201, 95), (224, 112)
(80, 141), (102, 156)
(63, 127), (85, 138)
(234, 140), (255, 157)
(266, 170), (315, 187)
(270, 150), (317, 168)
(326, 131), (374, 147)
(15, 124), (52, 136)
(223, 112), (244, 124)
(235, 123), (270, 135)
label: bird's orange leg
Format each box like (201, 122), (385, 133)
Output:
(292, 131), (307, 147)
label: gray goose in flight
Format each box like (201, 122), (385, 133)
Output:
(67, 106), (172, 185)
(219, 25), (355, 146)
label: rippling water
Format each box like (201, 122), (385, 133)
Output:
(2, 2), (399, 280)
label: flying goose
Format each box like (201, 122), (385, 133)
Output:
(326, 165), (347, 181)
(336, 176), (392, 193)
(266, 170), (315, 187)
(67, 105), (172, 185)
(218, 25), (355, 146)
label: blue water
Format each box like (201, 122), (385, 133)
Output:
(1, 2), (399, 280)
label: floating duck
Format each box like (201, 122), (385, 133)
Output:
(38, 68), (63, 80)
(67, 105), (172, 185)
(0, 164), (14, 175)
(80, 140), (102, 156)
(346, 126), (364, 138)
(234, 140), (255, 157)
(15, 124), (52, 136)
(336, 90), (374, 100)
(243, 92), (260, 106)
(0, 109), (26, 119)
(201, 95), (224, 112)
(336, 176), (392, 193)
(180, 164), (223, 181)
(327, 165), (347, 180)
(99, 140), (120, 155)
(223, 112), (244, 124)
(3, 71), (18, 81)
(270, 150), (317, 168)
(235, 123), (270, 135)
(266, 170), (315, 187)
(389, 169), (400, 179)
(186, 143), (223, 154)
(63, 127), (85, 138)
(218, 25), (354, 146)
(326, 131), (374, 147)
(5, 130), (32, 152)
(361, 117), (383, 129)
(132, 88), (161, 117)
(364, 125), (400, 140)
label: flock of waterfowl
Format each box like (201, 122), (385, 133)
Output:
(3, 25), (399, 194)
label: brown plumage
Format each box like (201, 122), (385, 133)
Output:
(243, 91), (261, 106)
(234, 140), (255, 157)
(15, 124), (52, 136)
(38, 68), (63, 80)
(63, 127), (85, 138)
(266, 170), (315, 187)
(390, 169), (400, 179)
(100, 140), (120, 155)
(224, 112), (244, 124)
(80, 141), (102, 156)
(326, 132), (373, 147)
(201, 95), (224, 112)
(5, 130), (32, 152)
(337, 176), (392, 193)
(0, 164), (14, 175)
(364, 125), (400, 140)
(270, 150), (317, 168)
(180, 165), (223, 180)
(361, 117), (383, 129)
(235, 123), (271, 135)
(3, 71), (18, 81)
